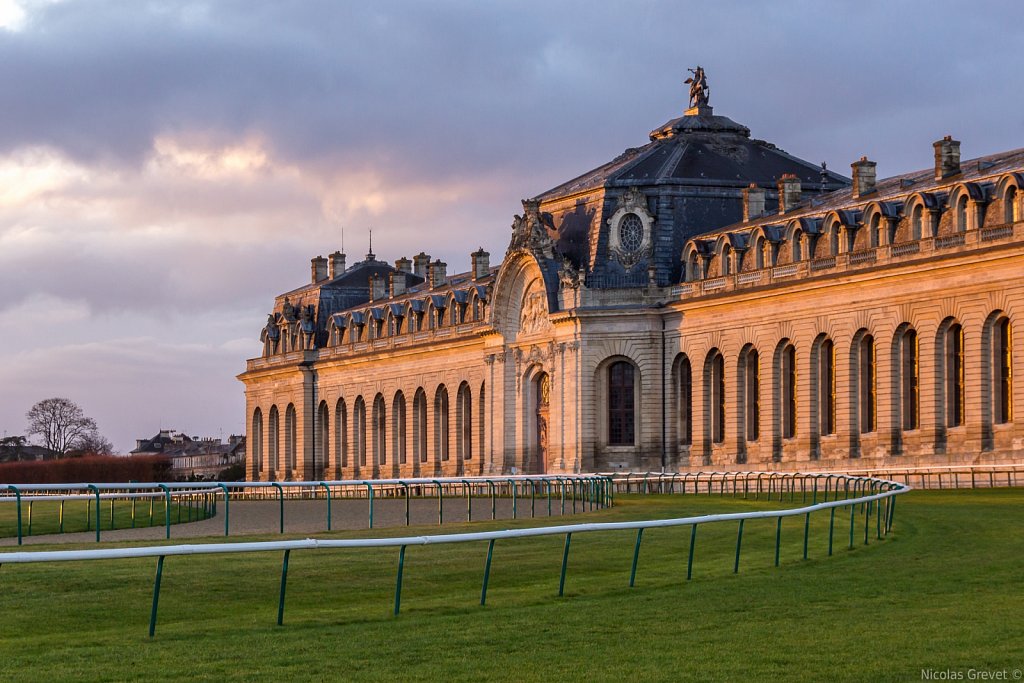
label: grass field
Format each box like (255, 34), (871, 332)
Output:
(0, 498), (213, 539)
(0, 488), (1020, 682)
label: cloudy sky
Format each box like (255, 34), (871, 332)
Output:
(0, 0), (1021, 452)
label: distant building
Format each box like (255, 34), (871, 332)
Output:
(0, 437), (57, 463)
(131, 430), (246, 480)
(240, 73), (1023, 480)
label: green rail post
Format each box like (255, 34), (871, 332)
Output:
(157, 484), (171, 539)
(558, 533), (572, 597)
(686, 523), (697, 580)
(559, 478), (566, 516)
(110, 498), (115, 529)
(148, 496), (154, 527)
(887, 495), (897, 533)
(131, 497), (136, 529)
(864, 498), (871, 545)
(462, 480), (472, 522)
(149, 555), (165, 638)
(848, 504), (855, 550)
(877, 496), (883, 540)
(571, 478), (578, 514)
(530, 480), (536, 518)
(433, 480), (443, 525)
(400, 482), (410, 526)
(812, 477), (818, 504)
(510, 479), (517, 519)
(27, 500), (33, 537)
(734, 519), (745, 573)
(217, 483), (230, 536)
(318, 482), (331, 531)
(546, 479), (552, 517)
(86, 497), (91, 532)
(277, 549), (290, 626)
(828, 506), (836, 556)
(803, 512), (810, 560)
(480, 539), (495, 606)
(364, 482), (374, 529)
(774, 517), (782, 567)
(486, 480), (496, 520)
(629, 528), (644, 587)
(394, 545), (407, 616)
(87, 485), (101, 542)
(270, 482), (284, 533)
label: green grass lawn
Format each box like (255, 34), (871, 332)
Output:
(0, 498), (213, 538)
(0, 489), (1020, 682)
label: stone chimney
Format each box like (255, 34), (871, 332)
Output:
(429, 259), (447, 288)
(413, 252), (431, 279)
(851, 157), (877, 199)
(471, 247), (490, 279)
(395, 256), (412, 275)
(368, 273), (386, 301)
(777, 174), (802, 215)
(390, 271), (407, 297)
(311, 255), (328, 283)
(329, 251), (346, 279)
(934, 135), (961, 180)
(742, 184), (765, 222)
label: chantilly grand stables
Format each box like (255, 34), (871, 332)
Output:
(239, 73), (1023, 481)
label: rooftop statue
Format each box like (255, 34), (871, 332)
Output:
(685, 66), (709, 108)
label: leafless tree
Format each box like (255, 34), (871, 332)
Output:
(73, 431), (116, 456)
(26, 398), (100, 456)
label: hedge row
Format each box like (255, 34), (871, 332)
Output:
(0, 456), (172, 484)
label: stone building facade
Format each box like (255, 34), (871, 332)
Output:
(239, 90), (1024, 481)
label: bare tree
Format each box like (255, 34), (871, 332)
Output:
(26, 398), (99, 456)
(73, 431), (115, 457)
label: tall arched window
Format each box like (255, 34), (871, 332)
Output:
(956, 194), (969, 233)
(818, 339), (835, 436)
(911, 205), (924, 240)
(372, 394), (386, 467)
(434, 385), (449, 461)
(870, 214), (881, 248)
(1005, 186), (1018, 224)
(268, 405), (279, 474)
(995, 317), (1013, 424)
(741, 347), (759, 442)
(897, 328), (919, 431)
(478, 382), (486, 460)
(413, 389), (427, 463)
(678, 356), (692, 446)
(353, 396), (367, 467)
(252, 408), (263, 476)
(721, 245), (732, 276)
(608, 361), (636, 445)
(945, 323), (965, 427)
(457, 383), (473, 461)
(284, 404), (297, 474)
(317, 400), (329, 478)
(781, 344), (797, 439)
(792, 230), (803, 262)
(706, 351), (725, 444)
(335, 399), (348, 470)
(858, 335), (876, 433)
(393, 392), (407, 465)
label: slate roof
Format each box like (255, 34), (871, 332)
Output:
(533, 110), (849, 202)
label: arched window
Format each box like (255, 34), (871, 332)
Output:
(678, 356), (692, 446)
(944, 323), (965, 428)
(956, 194), (969, 233)
(335, 399), (348, 469)
(284, 404), (297, 474)
(393, 392), (407, 465)
(353, 396), (367, 467)
(413, 389), (427, 463)
(707, 351), (726, 444)
(686, 252), (701, 281)
(608, 361), (636, 446)
(818, 339), (835, 436)
(372, 394), (386, 467)
(434, 386), (449, 461)
(740, 347), (759, 442)
(897, 328), (919, 431)
(911, 205), (923, 241)
(870, 214), (881, 248)
(754, 236), (766, 270)
(792, 230), (803, 262)
(457, 383), (473, 461)
(317, 400), (329, 478)
(1005, 186), (1018, 224)
(721, 245), (732, 276)
(858, 335), (876, 434)
(781, 344), (797, 439)
(995, 317), (1013, 424)
(252, 408), (263, 476)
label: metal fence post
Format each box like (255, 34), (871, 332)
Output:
(480, 539), (495, 606)
(803, 512), (810, 560)
(149, 555), (165, 638)
(7, 485), (22, 545)
(558, 533), (572, 596)
(277, 549), (290, 625)
(270, 482), (284, 534)
(217, 483), (230, 536)
(687, 523), (697, 580)
(733, 519), (744, 573)
(394, 545), (407, 616)
(629, 528), (644, 587)
(774, 517), (782, 567)
(87, 485), (101, 542)
(318, 482), (331, 532)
